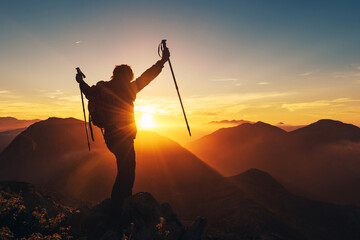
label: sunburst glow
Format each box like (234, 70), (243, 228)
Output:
(138, 112), (157, 129)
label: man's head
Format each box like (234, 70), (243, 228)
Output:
(111, 64), (134, 83)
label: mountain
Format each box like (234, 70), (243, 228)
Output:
(0, 127), (26, 152)
(0, 117), (39, 131)
(188, 121), (287, 176)
(0, 117), (224, 213)
(0, 118), (296, 238)
(1, 118), (360, 239)
(0, 117), (110, 202)
(188, 120), (360, 205)
(289, 119), (360, 147)
(227, 169), (360, 240)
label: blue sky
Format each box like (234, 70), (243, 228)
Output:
(1, 0), (360, 142)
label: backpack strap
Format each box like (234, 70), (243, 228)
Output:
(88, 114), (95, 141)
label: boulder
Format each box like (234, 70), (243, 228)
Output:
(81, 192), (205, 240)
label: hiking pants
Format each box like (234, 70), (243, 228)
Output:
(104, 129), (136, 212)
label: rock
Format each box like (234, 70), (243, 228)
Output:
(181, 217), (206, 240)
(81, 192), (206, 240)
(100, 229), (119, 240)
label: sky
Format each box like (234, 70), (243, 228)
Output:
(1, 0), (360, 143)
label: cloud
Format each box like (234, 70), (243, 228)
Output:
(282, 98), (360, 112)
(43, 89), (64, 99)
(75, 41), (82, 44)
(0, 88), (87, 119)
(58, 95), (81, 102)
(257, 82), (270, 85)
(0, 90), (21, 99)
(212, 78), (238, 82)
(332, 65), (360, 79)
(212, 78), (242, 87)
(333, 71), (360, 78)
(299, 71), (313, 76)
(208, 119), (253, 125)
(1, 90), (292, 124)
(135, 92), (291, 120)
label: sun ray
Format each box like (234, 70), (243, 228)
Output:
(138, 112), (157, 129)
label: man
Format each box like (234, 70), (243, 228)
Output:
(76, 46), (170, 215)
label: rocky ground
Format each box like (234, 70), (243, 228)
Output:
(0, 181), (206, 240)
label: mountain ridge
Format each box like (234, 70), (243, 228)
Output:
(1, 117), (360, 239)
(0, 116), (40, 132)
(188, 119), (360, 205)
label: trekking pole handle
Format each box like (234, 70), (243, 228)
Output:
(161, 39), (167, 48)
(76, 67), (86, 78)
(158, 39), (169, 58)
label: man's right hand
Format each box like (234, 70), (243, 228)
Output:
(76, 73), (83, 83)
(161, 47), (170, 64)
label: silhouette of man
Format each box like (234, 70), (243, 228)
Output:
(76, 46), (170, 214)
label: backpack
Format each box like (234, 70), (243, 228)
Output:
(88, 81), (107, 130)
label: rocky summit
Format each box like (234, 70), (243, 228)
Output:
(0, 181), (205, 240)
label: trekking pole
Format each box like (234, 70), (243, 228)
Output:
(76, 67), (91, 151)
(158, 40), (191, 136)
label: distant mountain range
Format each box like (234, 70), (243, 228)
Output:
(0, 117), (39, 151)
(188, 119), (360, 205)
(208, 119), (305, 132)
(0, 117), (39, 131)
(1, 117), (360, 239)
(0, 127), (26, 152)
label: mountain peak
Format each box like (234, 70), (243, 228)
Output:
(231, 168), (280, 185)
(25, 117), (83, 131)
(230, 168), (289, 196)
(44, 117), (81, 124)
(290, 119), (360, 143)
(297, 119), (358, 130)
(237, 121), (287, 134)
(313, 119), (348, 127)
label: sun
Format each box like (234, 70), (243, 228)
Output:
(138, 112), (157, 129)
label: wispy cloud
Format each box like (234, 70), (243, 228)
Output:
(212, 78), (238, 82)
(299, 71), (313, 76)
(43, 89), (64, 99)
(211, 77), (242, 87)
(333, 71), (360, 78)
(75, 40), (82, 44)
(208, 119), (253, 125)
(258, 82), (270, 85)
(282, 98), (360, 112)
(0, 90), (21, 99)
(136, 91), (292, 119)
(332, 65), (360, 79)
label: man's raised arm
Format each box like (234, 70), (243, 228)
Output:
(133, 48), (170, 93)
